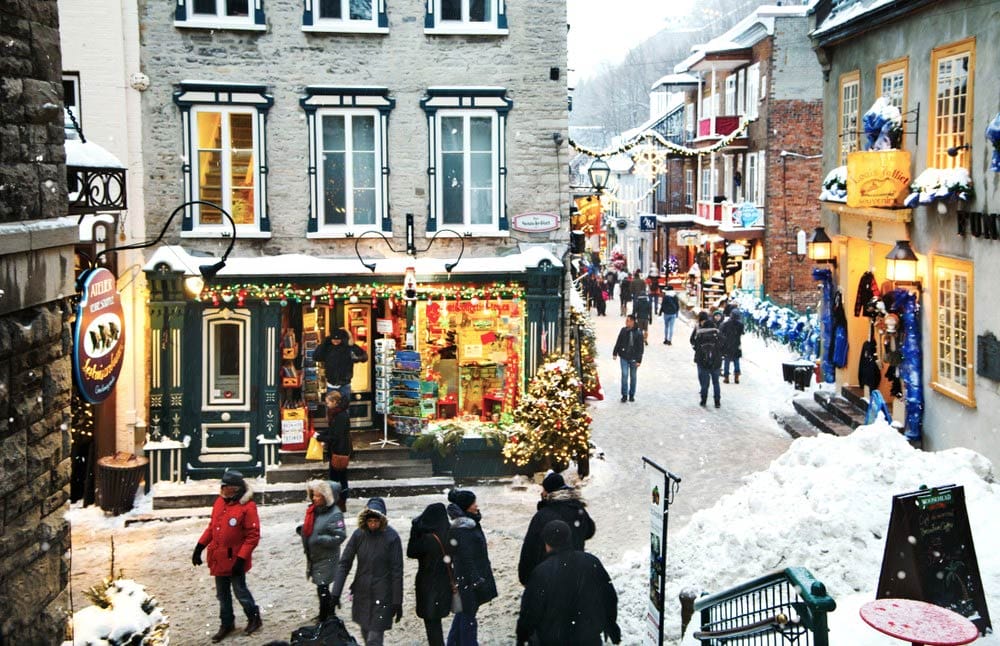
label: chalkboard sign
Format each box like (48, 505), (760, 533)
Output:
(876, 484), (992, 635)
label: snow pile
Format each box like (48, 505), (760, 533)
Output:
(819, 166), (847, 202)
(904, 166), (974, 207)
(65, 578), (169, 645)
(609, 420), (1000, 645)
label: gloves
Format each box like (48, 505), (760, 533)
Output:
(393, 604), (403, 623)
(231, 557), (246, 575)
(604, 623), (621, 644)
(332, 596), (341, 610)
(296, 524), (303, 536)
(191, 544), (204, 567)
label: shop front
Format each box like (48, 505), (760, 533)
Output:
(143, 246), (563, 479)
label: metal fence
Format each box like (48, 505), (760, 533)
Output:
(693, 567), (836, 645)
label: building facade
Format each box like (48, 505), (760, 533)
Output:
(811, 0), (1000, 465)
(138, 0), (569, 478)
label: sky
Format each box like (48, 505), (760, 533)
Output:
(567, 0), (697, 84)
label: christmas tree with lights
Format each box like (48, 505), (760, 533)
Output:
(569, 309), (601, 399)
(503, 353), (591, 469)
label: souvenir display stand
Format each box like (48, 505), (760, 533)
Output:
(279, 328), (311, 451)
(372, 337), (398, 447)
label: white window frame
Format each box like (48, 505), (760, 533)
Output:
(745, 63), (760, 120)
(421, 87), (511, 234)
(723, 155), (733, 201)
(174, 0), (266, 30)
(202, 309), (252, 410)
(174, 82), (273, 238)
(839, 71), (861, 166)
(685, 169), (693, 207)
(745, 154), (758, 204)
(302, 0), (388, 33)
(931, 256), (975, 407)
(736, 69), (746, 117)
(424, 0), (508, 35)
(314, 109), (384, 234)
(62, 72), (82, 129)
(756, 151), (766, 206)
(725, 75), (737, 115)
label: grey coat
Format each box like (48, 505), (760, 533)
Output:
(332, 508), (404, 631)
(300, 480), (347, 586)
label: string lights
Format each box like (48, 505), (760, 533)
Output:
(194, 281), (526, 306)
(569, 118), (754, 159)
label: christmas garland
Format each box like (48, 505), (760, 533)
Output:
(569, 118), (754, 159)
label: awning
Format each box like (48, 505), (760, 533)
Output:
(718, 228), (765, 241)
(656, 214), (697, 227)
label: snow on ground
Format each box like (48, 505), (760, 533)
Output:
(69, 418), (998, 645)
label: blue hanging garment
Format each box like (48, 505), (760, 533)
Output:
(865, 390), (892, 425)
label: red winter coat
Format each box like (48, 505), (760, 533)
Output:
(198, 486), (260, 576)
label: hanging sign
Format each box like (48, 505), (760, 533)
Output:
(73, 267), (126, 404)
(677, 229), (700, 246)
(846, 150), (912, 208)
(639, 215), (657, 232)
(511, 212), (560, 233)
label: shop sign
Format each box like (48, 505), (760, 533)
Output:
(677, 229), (701, 246)
(73, 267), (126, 404)
(726, 242), (747, 257)
(736, 202), (762, 227)
(511, 212), (560, 233)
(639, 215), (656, 232)
(376, 318), (394, 335)
(846, 150), (911, 208)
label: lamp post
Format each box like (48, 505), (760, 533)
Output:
(588, 157), (611, 194)
(808, 226), (838, 267)
(354, 212), (465, 275)
(885, 239), (921, 291)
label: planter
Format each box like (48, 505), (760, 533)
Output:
(428, 437), (542, 478)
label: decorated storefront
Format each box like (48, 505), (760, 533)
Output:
(142, 246), (563, 479)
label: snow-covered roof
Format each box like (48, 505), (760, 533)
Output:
(811, 0), (896, 37)
(143, 244), (563, 278)
(674, 5), (811, 74)
(650, 73), (700, 91)
(64, 112), (124, 169)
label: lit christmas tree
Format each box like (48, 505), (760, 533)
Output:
(503, 353), (591, 469)
(568, 309), (601, 399)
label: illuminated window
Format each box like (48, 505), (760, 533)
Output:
(838, 70), (860, 165)
(931, 255), (975, 407)
(929, 38), (975, 169)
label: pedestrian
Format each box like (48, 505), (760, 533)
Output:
(618, 273), (632, 317)
(316, 389), (352, 511)
(446, 489), (497, 645)
(612, 314), (644, 402)
(297, 479), (347, 623)
(191, 470), (263, 642)
(515, 520), (621, 646)
(691, 311), (722, 408)
(633, 293), (652, 345)
(313, 328), (368, 402)
(720, 308), (745, 384)
(629, 269), (647, 313)
(647, 272), (662, 313)
(331, 497), (404, 646)
(406, 502), (454, 646)
(605, 269), (618, 301)
(659, 284), (680, 345)
(592, 274), (607, 317)
(517, 472), (596, 586)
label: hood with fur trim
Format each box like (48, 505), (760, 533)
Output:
(356, 501), (389, 531)
(223, 482), (254, 505)
(307, 479), (342, 508)
(537, 485), (583, 510)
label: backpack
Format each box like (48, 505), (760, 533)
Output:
(290, 616), (359, 646)
(694, 329), (719, 368)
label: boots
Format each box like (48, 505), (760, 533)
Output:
(734, 373), (740, 384)
(318, 594), (331, 622)
(211, 625), (234, 643)
(723, 376), (730, 384)
(244, 610), (263, 636)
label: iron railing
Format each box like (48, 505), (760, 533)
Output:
(693, 567), (836, 645)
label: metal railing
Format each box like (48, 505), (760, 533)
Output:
(693, 567), (836, 645)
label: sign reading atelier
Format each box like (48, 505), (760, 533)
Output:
(846, 150), (911, 207)
(74, 267), (126, 404)
(876, 484), (992, 635)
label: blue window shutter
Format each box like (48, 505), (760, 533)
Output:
(378, 0), (388, 28)
(302, 0), (313, 27)
(497, 1), (507, 29)
(424, 0), (434, 28)
(254, 0), (266, 25)
(175, 0), (186, 21)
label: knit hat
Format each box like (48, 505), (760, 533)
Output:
(221, 470), (245, 488)
(542, 472), (567, 493)
(365, 497), (387, 517)
(542, 519), (572, 550)
(448, 488), (476, 511)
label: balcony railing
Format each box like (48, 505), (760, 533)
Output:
(696, 200), (723, 223)
(721, 202), (763, 229)
(698, 115), (742, 139)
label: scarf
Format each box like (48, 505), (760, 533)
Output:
(302, 503), (318, 538)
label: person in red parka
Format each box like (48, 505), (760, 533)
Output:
(191, 470), (263, 642)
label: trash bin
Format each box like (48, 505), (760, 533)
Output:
(96, 452), (149, 515)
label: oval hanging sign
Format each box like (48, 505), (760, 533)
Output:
(74, 267), (126, 404)
(511, 212), (560, 233)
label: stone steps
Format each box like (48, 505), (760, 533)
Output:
(791, 396), (855, 437)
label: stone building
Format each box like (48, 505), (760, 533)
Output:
(0, 1), (75, 641)
(137, 0), (569, 478)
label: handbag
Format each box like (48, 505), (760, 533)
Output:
(431, 533), (461, 614)
(305, 434), (324, 461)
(330, 453), (350, 470)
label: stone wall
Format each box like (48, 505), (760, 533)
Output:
(0, 0), (74, 642)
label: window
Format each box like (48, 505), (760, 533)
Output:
(745, 63), (760, 120)
(724, 75), (737, 115)
(736, 69), (746, 117)
(301, 87), (394, 236)
(203, 309), (251, 409)
(745, 154), (758, 204)
(303, 0), (388, 32)
(174, 82), (273, 237)
(63, 72), (82, 129)
(876, 56), (908, 112)
(685, 104), (695, 139)
(756, 151), (766, 206)
(421, 88), (511, 233)
(424, 0), (508, 35)
(838, 70), (860, 165)
(723, 155), (733, 201)
(929, 38), (975, 170)
(175, 0), (265, 29)
(700, 94), (714, 120)
(931, 255), (975, 407)
(685, 169), (693, 207)
(699, 167), (716, 200)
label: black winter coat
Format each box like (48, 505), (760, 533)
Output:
(612, 326), (645, 363)
(447, 506), (497, 617)
(517, 488), (596, 585)
(314, 339), (367, 385)
(516, 547), (619, 646)
(691, 324), (722, 370)
(718, 314), (744, 359)
(406, 504), (453, 620)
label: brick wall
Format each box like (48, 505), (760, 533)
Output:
(137, 0), (569, 259)
(0, 1), (74, 642)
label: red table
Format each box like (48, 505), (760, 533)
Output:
(859, 598), (979, 646)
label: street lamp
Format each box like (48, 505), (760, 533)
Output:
(808, 227), (837, 267)
(588, 158), (611, 193)
(885, 239), (921, 290)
